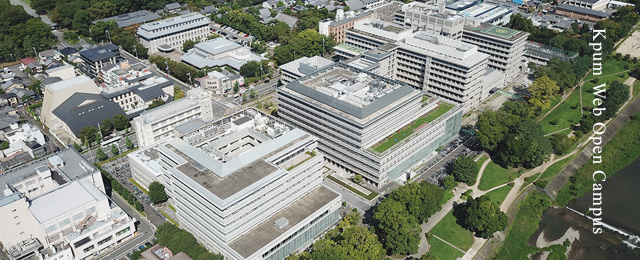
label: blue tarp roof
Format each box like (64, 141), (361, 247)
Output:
(512, 0), (524, 4)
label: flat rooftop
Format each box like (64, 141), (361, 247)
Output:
(464, 23), (529, 41)
(0, 149), (97, 200)
(229, 185), (339, 258)
(283, 63), (416, 122)
(29, 180), (106, 223)
(158, 109), (310, 200)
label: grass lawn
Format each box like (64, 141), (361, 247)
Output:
(429, 211), (475, 251)
(537, 94), (562, 119)
(478, 161), (516, 191)
(633, 80), (640, 99)
(492, 192), (551, 260)
(539, 59), (634, 134)
(168, 204), (177, 212)
(372, 103), (453, 153)
(534, 155), (574, 188)
(442, 190), (454, 205)
(539, 89), (581, 134)
(483, 185), (513, 207)
(426, 235), (465, 260)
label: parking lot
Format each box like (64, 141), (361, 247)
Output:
(211, 22), (253, 45)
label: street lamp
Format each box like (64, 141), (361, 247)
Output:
(33, 47), (37, 59)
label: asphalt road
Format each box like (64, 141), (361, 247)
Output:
(98, 193), (155, 260)
(322, 180), (373, 213)
(254, 77), (279, 97)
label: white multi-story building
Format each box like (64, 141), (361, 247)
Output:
(277, 63), (463, 188)
(137, 13), (211, 54)
(461, 23), (529, 81)
(0, 149), (136, 260)
(181, 38), (266, 71)
(195, 70), (245, 94)
(335, 19), (503, 111)
(132, 88), (214, 148)
(279, 56), (334, 85)
(391, 2), (529, 81)
(564, 0), (610, 10)
(100, 60), (174, 113)
(128, 109), (341, 260)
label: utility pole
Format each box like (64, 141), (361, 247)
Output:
(133, 44), (138, 59)
(33, 47), (37, 60)
(106, 29), (111, 43)
(165, 60), (169, 73)
(322, 38), (325, 57)
(187, 72), (192, 87)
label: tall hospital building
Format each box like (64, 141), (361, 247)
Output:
(277, 63), (463, 188)
(128, 109), (341, 260)
(0, 149), (136, 260)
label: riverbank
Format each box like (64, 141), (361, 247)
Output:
(556, 113), (640, 205)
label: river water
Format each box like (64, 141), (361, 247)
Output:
(530, 156), (640, 259)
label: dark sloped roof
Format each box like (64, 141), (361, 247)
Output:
(79, 44), (120, 63)
(165, 2), (181, 10)
(556, 4), (611, 18)
(134, 80), (174, 102)
(59, 47), (79, 56)
(41, 77), (63, 85)
(52, 93), (125, 137)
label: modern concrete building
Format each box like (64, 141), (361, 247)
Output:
(277, 63), (463, 188)
(335, 19), (502, 111)
(132, 88), (215, 148)
(78, 44), (122, 78)
(279, 56), (334, 85)
(461, 23), (529, 80)
(92, 10), (161, 28)
(0, 149), (136, 260)
(99, 60), (174, 113)
(554, 4), (611, 21)
(195, 70), (244, 94)
(563, 0), (610, 10)
(128, 108), (341, 260)
(137, 13), (210, 54)
(41, 76), (101, 131)
(181, 38), (266, 71)
(319, 10), (373, 44)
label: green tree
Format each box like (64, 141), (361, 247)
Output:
(72, 142), (82, 152)
(174, 86), (185, 100)
(452, 156), (479, 185)
(550, 133), (575, 155)
(0, 141), (9, 150)
(96, 148), (108, 161)
(442, 175), (457, 191)
(421, 254), (439, 260)
(72, 10), (91, 36)
(353, 174), (363, 184)
(476, 111), (514, 151)
(233, 81), (240, 93)
(126, 137), (134, 150)
(112, 114), (128, 131)
(111, 144), (119, 156)
(148, 99), (165, 109)
(182, 39), (196, 52)
(497, 119), (552, 168)
(528, 75), (560, 110)
(239, 61), (261, 78)
(459, 196), (508, 238)
(149, 181), (168, 204)
(373, 199), (421, 255)
(134, 201), (144, 212)
(79, 126), (97, 144)
(28, 80), (42, 96)
(87, 1), (118, 20)
(100, 118), (113, 137)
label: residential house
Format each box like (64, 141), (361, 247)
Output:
(195, 70), (244, 94)
(165, 2), (182, 13)
(38, 49), (61, 62)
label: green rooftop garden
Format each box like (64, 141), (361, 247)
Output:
(371, 103), (454, 153)
(335, 43), (367, 54)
